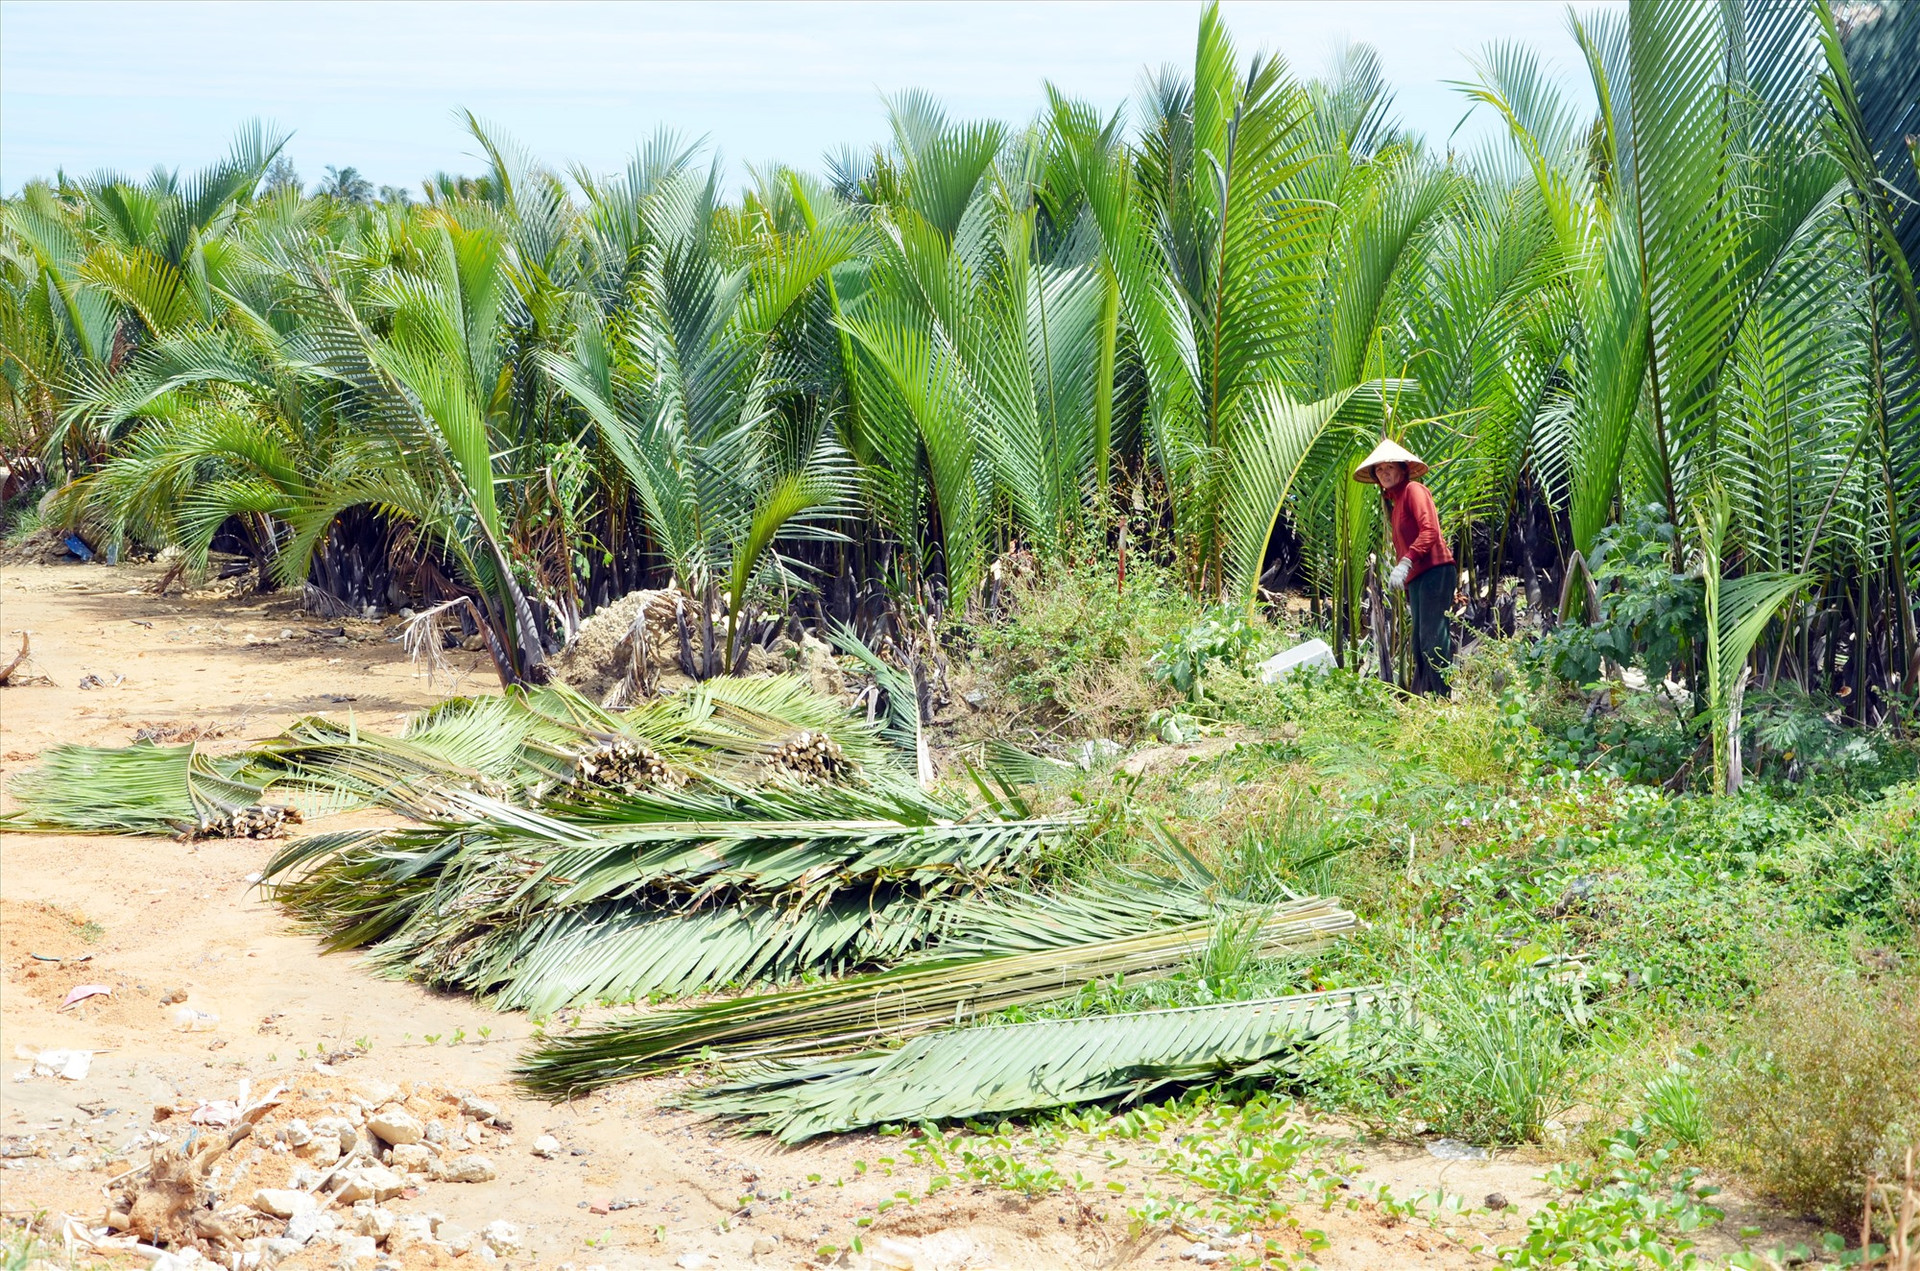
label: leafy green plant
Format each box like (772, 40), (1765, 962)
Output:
(1147, 609), (1263, 702)
(1642, 1062), (1710, 1151)
(1498, 1125), (1725, 1269)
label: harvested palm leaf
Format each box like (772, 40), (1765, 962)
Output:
(0, 741), (292, 838)
(517, 890), (1359, 1094)
(688, 986), (1387, 1141)
(265, 786), (1087, 1002)
(256, 678), (892, 817)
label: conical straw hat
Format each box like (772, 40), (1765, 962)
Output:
(1352, 437), (1428, 484)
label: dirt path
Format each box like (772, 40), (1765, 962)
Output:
(0, 558), (1784, 1270)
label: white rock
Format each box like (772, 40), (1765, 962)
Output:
(388, 1142), (435, 1172)
(285, 1209), (338, 1245)
(530, 1134), (561, 1159)
(460, 1095), (502, 1123)
(249, 1187), (317, 1218)
(387, 1215), (437, 1255)
(282, 1118), (313, 1148)
(329, 1232), (379, 1261)
(750, 1234), (779, 1255)
(352, 1079), (401, 1107)
(480, 1221), (520, 1255)
(264, 1237), (303, 1260)
(367, 1105), (424, 1145)
(438, 1222), (474, 1255)
(464, 1119), (484, 1144)
(313, 1115), (358, 1151)
(436, 1154), (496, 1183)
(332, 1163), (407, 1203)
(349, 1200), (395, 1240)
(674, 1256), (712, 1270)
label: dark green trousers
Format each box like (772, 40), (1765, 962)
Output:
(1407, 563), (1456, 696)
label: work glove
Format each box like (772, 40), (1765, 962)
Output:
(1387, 558), (1412, 590)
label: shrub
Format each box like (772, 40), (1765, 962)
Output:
(1707, 969), (1920, 1230)
(1765, 781), (1920, 945)
(955, 557), (1194, 741)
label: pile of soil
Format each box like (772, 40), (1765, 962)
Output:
(547, 588), (692, 704)
(549, 590), (854, 706)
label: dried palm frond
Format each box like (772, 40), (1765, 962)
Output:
(0, 741), (293, 838)
(517, 889), (1359, 1094)
(688, 986), (1388, 1141)
(256, 678), (891, 817)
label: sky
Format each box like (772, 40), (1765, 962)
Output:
(0, 1), (1615, 196)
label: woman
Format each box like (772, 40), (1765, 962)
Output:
(1354, 439), (1456, 695)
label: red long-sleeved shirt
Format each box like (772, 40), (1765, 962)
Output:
(1385, 481), (1454, 582)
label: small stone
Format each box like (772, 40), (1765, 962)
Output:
(286, 1210), (338, 1245)
(459, 1096), (501, 1123)
(330, 1232), (379, 1261)
(314, 1115), (358, 1151)
(387, 1215), (436, 1255)
(367, 1106), (424, 1146)
(480, 1221), (520, 1255)
(388, 1143), (435, 1173)
(249, 1188), (317, 1218)
(531, 1134), (561, 1159)
(283, 1118), (313, 1148)
(350, 1200), (395, 1240)
(264, 1238), (302, 1259)
(751, 1235), (779, 1255)
(674, 1256), (712, 1270)
(438, 1222), (474, 1256)
(424, 1121), (447, 1145)
(333, 1163), (407, 1203)
(1485, 1191), (1510, 1211)
(353, 1079), (401, 1107)
(436, 1154), (496, 1183)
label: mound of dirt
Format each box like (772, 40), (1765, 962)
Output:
(549, 590), (855, 706)
(547, 588), (695, 705)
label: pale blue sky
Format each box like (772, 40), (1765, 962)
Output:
(1, 1), (1614, 195)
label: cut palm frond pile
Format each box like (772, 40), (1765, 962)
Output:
(688, 986), (1389, 1141)
(0, 742), (297, 839)
(517, 887), (1359, 1094)
(265, 781), (1088, 1009)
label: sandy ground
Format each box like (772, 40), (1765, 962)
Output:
(0, 558), (1817, 1270)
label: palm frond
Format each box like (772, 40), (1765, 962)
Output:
(1, 742), (283, 837)
(518, 888), (1357, 1093)
(688, 986), (1386, 1141)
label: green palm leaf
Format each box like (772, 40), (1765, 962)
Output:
(688, 986), (1386, 1141)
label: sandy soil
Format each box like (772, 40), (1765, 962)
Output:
(0, 558), (1817, 1269)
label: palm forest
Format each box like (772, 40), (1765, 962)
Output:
(3, 1), (1918, 1264)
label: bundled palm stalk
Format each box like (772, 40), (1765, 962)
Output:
(256, 677), (888, 818)
(0, 741), (295, 839)
(569, 739), (675, 793)
(689, 986), (1388, 1141)
(517, 887), (1359, 1094)
(768, 730), (849, 782)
